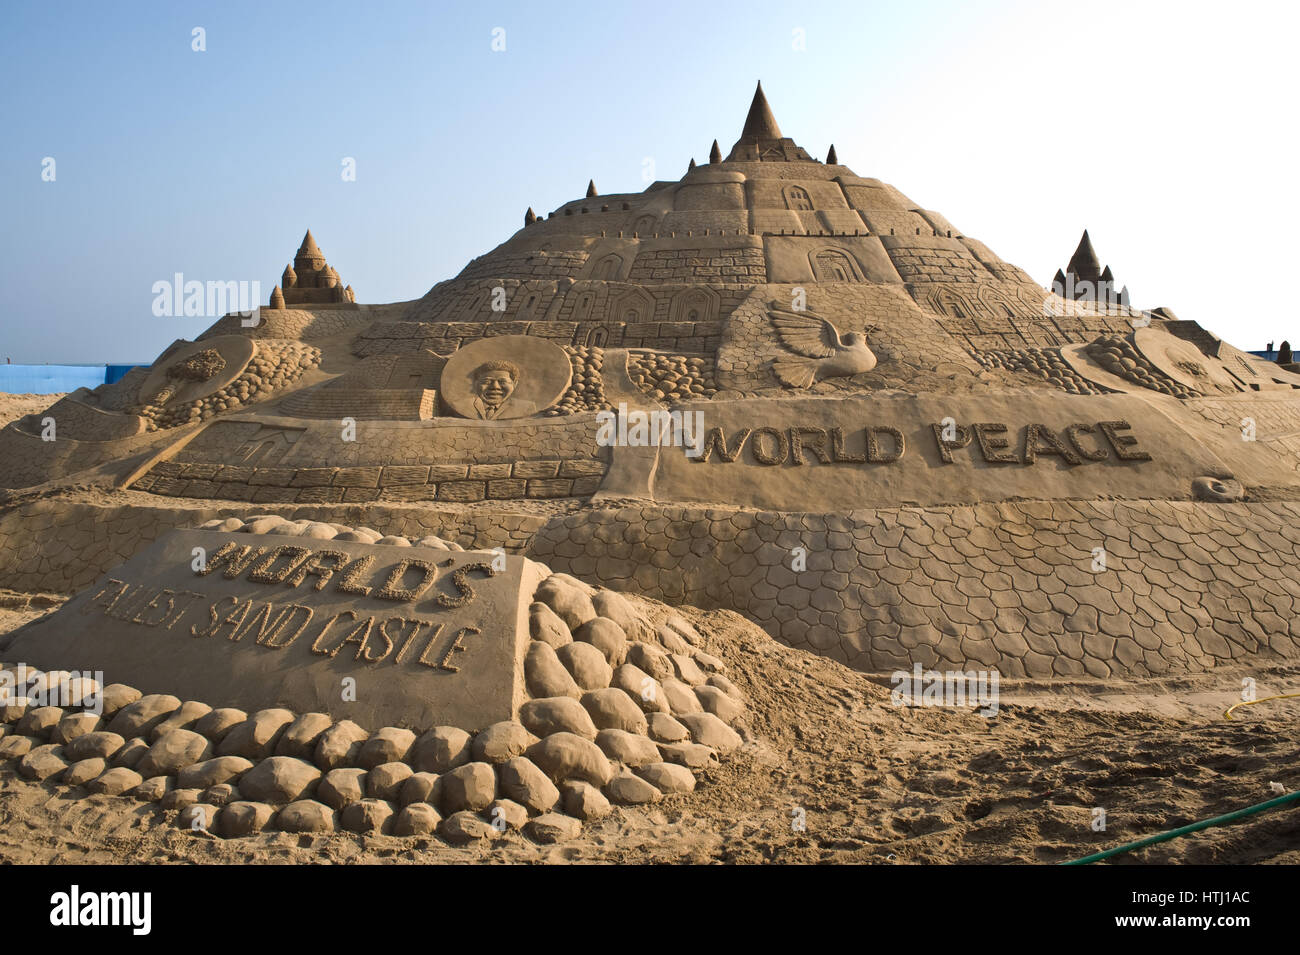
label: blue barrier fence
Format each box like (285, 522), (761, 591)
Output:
(0, 364), (143, 395)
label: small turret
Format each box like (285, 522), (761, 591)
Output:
(826, 144), (838, 164)
(688, 158), (696, 172)
(269, 285), (285, 309)
(586, 179), (598, 198)
(282, 264), (296, 288)
(709, 139), (722, 164)
(525, 207), (537, 225)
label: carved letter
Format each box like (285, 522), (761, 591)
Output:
(750, 427), (789, 465)
(692, 427), (751, 463)
(1064, 423), (1109, 461)
(1023, 424), (1082, 465)
(931, 422), (972, 463)
(973, 423), (1018, 463)
(1097, 420), (1152, 461)
(866, 426), (905, 463)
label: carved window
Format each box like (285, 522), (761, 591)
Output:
(586, 326), (609, 347)
(812, 249), (859, 282)
(593, 254), (623, 280)
(785, 185), (814, 211)
(633, 215), (656, 236)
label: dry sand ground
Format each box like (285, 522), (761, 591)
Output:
(0, 599), (1295, 865)
(0, 393), (64, 428)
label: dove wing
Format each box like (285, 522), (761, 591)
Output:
(769, 311), (842, 359)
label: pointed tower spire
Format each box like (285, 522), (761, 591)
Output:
(687, 158), (696, 172)
(709, 139), (722, 164)
(269, 285), (285, 309)
(525, 207), (537, 225)
(739, 80), (783, 141)
(1066, 230), (1102, 283)
(298, 229), (320, 257)
(726, 82), (813, 162)
(826, 144), (838, 165)
(586, 179), (598, 198)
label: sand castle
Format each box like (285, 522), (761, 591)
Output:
(1, 82), (1298, 846)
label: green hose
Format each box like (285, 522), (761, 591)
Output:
(1061, 789), (1300, 865)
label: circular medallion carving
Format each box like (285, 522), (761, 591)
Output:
(439, 335), (572, 420)
(1133, 328), (1238, 395)
(138, 335), (255, 407)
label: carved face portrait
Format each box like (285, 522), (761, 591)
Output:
(471, 361), (521, 418)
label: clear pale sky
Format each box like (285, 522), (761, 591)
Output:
(2, 0), (1296, 363)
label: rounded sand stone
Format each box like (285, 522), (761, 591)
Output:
(438, 762), (496, 814)
(161, 787), (202, 811)
(393, 803), (441, 836)
(529, 603), (572, 648)
(693, 685), (742, 724)
(133, 775), (173, 803)
(193, 707), (247, 743)
(471, 721), (538, 764)
(313, 720), (369, 770)
(604, 771), (661, 805)
(367, 761), (414, 801)
(526, 733), (614, 787)
(274, 713), (333, 759)
(560, 780), (610, 820)
(19, 744), (67, 781)
(238, 756), (321, 804)
(575, 617), (628, 666)
(582, 688), (649, 734)
(275, 800), (336, 833)
(219, 801), (275, 837)
(16, 706), (63, 739)
(526, 812), (582, 844)
(318, 767), (368, 809)
(611, 664), (669, 714)
(440, 810), (499, 844)
(64, 757), (108, 787)
(657, 741), (719, 770)
(411, 726), (471, 774)
(556, 642), (612, 690)
(99, 684), (141, 719)
(399, 771), (440, 807)
(646, 712), (690, 743)
(218, 708), (295, 760)
(201, 782), (240, 806)
(64, 731), (124, 762)
(591, 589), (651, 641)
(149, 701), (213, 742)
(358, 727), (416, 769)
(487, 798), (529, 832)
(177, 755), (253, 790)
(340, 798), (396, 834)
(595, 729), (660, 767)
(535, 577), (596, 631)
(495, 756), (560, 813)
(88, 767), (143, 795)
(653, 624), (691, 654)
(52, 712), (102, 745)
(136, 729), (213, 778)
(662, 679), (703, 716)
(179, 803), (217, 832)
(107, 694), (181, 738)
(625, 642), (673, 681)
(670, 654), (708, 686)
(525, 641), (582, 699)
(636, 761), (696, 794)
(519, 697), (598, 740)
(111, 738), (149, 769)
(678, 712), (741, 753)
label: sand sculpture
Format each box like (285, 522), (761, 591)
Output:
(2, 82), (1299, 846)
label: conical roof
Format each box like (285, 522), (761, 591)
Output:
(1066, 230), (1102, 283)
(737, 81), (782, 142)
(298, 230), (321, 257)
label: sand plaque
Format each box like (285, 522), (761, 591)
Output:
(439, 335), (572, 420)
(5, 530), (545, 730)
